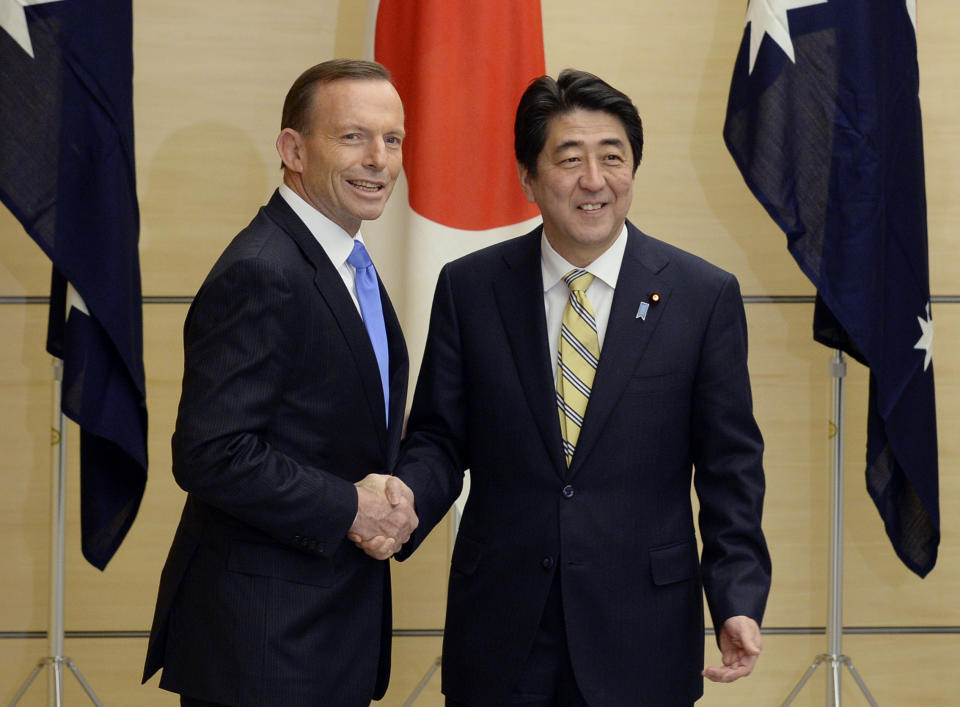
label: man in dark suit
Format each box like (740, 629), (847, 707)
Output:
(143, 59), (417, 707)
(362, 70), (772, 705)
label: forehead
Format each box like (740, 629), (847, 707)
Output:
(310, 78), (404, 128)
(542, 108), (629, 150)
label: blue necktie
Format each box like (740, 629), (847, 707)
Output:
(347, 240), (390, 422)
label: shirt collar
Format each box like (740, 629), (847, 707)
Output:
(540, 223), (628, 292)
(278, 183), (363, 268)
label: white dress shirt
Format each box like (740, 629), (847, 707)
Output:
(541, 224), (628, 383)
(278, 183), (366, 316)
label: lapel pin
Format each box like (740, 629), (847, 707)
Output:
(636, 292), (660, 321)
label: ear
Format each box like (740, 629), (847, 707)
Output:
(276, 128), (304, 173)
(517, 162), (537, 204)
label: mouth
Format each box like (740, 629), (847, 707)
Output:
(578, 202), (606, 212)
(347, 179), (385, 193)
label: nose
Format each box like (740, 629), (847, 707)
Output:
(579, 158), (604, 191)
(364, 138), (387, 170)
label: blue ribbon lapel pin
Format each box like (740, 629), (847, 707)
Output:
(636, 292), (661, 321)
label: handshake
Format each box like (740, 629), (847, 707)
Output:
(348, 474), (419, 560)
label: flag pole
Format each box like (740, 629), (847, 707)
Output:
(781, 350), (877, 706)
(8, 359), (102, 707)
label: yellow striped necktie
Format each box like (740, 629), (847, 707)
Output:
(557, 269), (599, 466)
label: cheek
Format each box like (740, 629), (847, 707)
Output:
(541, 178), (572, 202)
(612, 173), (635, 197)
(388, 154), (403, 178)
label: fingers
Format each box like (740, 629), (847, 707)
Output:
(702, 649), (759, 682)
(385, 502), (418, 544)
(702, 657), (756, 683)
(355, 535), (397, 561)
(704, 616), (762, 683)
(384, 476), (414, 506)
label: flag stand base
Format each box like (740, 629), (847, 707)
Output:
(780, 351), (877, 707)
(8, 359), (103, 707)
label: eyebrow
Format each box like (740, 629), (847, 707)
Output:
(335, 124), (406, 138)
(553, 137), (626, 152)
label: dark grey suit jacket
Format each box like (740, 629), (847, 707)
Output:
(143, 191), (408, 707)
(397, 221), (771, 706)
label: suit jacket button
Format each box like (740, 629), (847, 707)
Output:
(541, 556), (554, 570)
(561, 484), (575, 499)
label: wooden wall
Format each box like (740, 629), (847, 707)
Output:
(1, 1), (957, 704)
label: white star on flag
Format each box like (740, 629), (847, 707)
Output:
(914, 302), (934, 371)
(0, 0), (63, 58)
(744, 0), (829, 74)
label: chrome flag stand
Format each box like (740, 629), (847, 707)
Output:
(9, 359), (102, 707)
(781, 351), (877, 706)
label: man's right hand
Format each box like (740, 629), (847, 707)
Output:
(347, 474), (417, 560)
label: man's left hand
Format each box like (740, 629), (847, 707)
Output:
(702, 615), (762, 683)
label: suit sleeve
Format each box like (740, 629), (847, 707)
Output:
(395, 265), (470, 558)
(691, 273), (772, 636)
(172, 257), (358, 558)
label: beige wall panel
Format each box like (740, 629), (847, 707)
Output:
(702, 633), (959, 706)
(0, 638), (178, 706)
(0, 639), (53, 706)
(746, 303), (960, 628)
(378, 636), (444, 707)
(918, 5), (960, 293)
(392, 513), (453, 630)
(53, 304), (188, 630)
(0, 306), (56, 630)
(743, 303), (832, 627)
(0, 211), (49, 297)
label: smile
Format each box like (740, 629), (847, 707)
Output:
(347, 180), (384, 192)
(578, 202), (605, 211)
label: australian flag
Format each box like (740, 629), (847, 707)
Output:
(724, 0), (938, 577)
(0, 0), (147, 570)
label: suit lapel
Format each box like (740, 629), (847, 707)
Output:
(381, 284), (408, 462)
(263, 192), (389, 446)
(493, 230), (567, 476)
(569, 223), (672, 477)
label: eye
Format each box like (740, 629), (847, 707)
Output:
(385, 135), (403, 146)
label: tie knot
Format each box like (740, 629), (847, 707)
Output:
(347, 239), (373, 269)
(563, 269), (594, 293)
